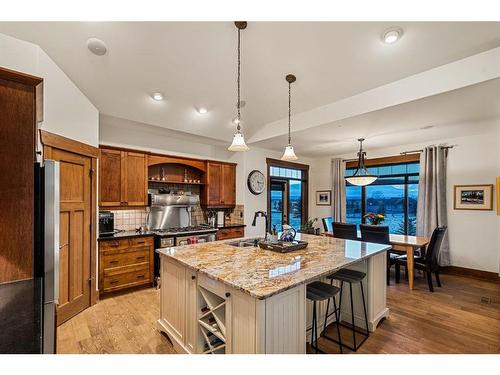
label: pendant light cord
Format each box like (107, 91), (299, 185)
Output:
(237, 27), (241, 132)
(288, 80), (291, 145)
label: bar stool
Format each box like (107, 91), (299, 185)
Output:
(325, 268), (369, 352)
(306, 281), (343, 354)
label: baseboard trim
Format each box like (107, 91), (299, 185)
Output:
(440, 266), (499, 281)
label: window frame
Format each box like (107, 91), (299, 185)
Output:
(345, 154), (420, 235)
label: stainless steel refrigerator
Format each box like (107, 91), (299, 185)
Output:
(0, 160), (60, 354)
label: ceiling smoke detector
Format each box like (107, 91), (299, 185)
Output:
(87, 38), (107, 56)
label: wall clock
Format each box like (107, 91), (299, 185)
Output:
(247, 170), (265, 195)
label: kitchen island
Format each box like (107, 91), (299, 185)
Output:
(156, 234), (390, 354)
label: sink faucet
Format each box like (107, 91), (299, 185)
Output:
(252, 211), (268, 241)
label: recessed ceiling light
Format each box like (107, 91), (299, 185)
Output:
(232, 117), (241, 125)
(87, 38), (107, 56)
(151, 92), (164, 101)
(382, 28), (403, 44)
(197, 107), (208, 114)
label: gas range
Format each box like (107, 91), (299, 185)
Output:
(152, 225), (218, 237)
(153, 225), (218, 286)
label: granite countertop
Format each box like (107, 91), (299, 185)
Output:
(98, 230), (156, 241)
(157, 233), (390, 300)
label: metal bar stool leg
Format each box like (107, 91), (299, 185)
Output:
(360, 280), (370, 337)
(332, 296), (343, 354)
(349, 281), (356, 350)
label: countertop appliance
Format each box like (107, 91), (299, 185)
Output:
(148, 193), (217, 285)
(216, 210), (225, 227)
(0, 160), (60, 354)
(98, 211), (114, 236)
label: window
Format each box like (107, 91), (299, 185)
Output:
(345, 161), (419, 235)
(267, 159), (309, 232)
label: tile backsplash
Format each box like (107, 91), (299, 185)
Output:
(109, 204), (244, 231)
(111, 209), (147, 231)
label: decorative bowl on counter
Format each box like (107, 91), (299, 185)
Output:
(258, 240), (308, 253)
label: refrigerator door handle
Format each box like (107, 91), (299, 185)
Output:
(43, 160), (59, 354)
(44, 159), (59, 305)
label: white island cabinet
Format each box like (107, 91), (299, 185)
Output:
(157, 234), (390, 354)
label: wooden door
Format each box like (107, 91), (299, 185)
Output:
(207, 162), (222, 206)
(124, 151), (147, 206)
(221, 164), (236, 206)
(47, 148), (92, 325)
(99, 148), (122, 206)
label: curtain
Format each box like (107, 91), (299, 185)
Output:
(331, 158), (346, 222)
(416, 145), (450, 266)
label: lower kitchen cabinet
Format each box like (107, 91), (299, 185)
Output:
(98, 236), (154, 294)
(216, 227), (245, 241)
(159, 256), (290, 354)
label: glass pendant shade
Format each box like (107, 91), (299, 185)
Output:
(345, 174), (378, 186)
(281, 144), (298, 161)
(228, 132), (249, 152)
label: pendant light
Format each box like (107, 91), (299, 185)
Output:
(228, 21), (249, 152)
(281, 74), (298, 161)
(345, 138), (377, 186)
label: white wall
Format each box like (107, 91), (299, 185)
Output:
(309, 120), (500, 273)
(0, 33), (98, 146)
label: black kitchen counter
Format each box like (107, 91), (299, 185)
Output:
(98, 230), (156, 241)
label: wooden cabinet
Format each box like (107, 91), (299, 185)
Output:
(203, 161), (236, 208)
(216, 227), (245, 241)
(99, 147), (148, 207)
(98, 236), (154, 294)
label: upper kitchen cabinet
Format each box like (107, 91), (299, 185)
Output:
(99, 146), (148, 207)
(202, 161), (236, 208)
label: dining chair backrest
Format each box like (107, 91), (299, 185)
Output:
(424, 226), (447, 272)
(332, 222), (358, 240)
(360, 224), (390, 244)
(322, 217), (333, 232)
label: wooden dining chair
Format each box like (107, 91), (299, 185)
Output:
(321, 217), (333, 232)
(332, 222), (358, 240)
(395, 226), (447, 292)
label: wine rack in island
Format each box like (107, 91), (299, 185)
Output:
(197, 285), (228, 354)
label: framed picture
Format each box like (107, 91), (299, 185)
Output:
(453, 184), (494, 210)
(497, 178), (500, 215)
(316, 190), (331, 206)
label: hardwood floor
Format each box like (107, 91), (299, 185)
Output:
(57, 272), (500, 354)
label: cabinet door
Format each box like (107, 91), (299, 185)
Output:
(185, 270), (198, 353)
(99, 148), (123, 206)
(124, 151), (147, 206)
(207, 162), (222, 206)
(221, 164), (236, 206)
(161, 257), (186, 344)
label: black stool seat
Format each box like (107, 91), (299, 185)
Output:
(327, 268), (366, 283)
(307, 281), (341, 300)
(306, 281), (343, 354)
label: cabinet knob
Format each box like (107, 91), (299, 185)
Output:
(191, 275), (196, 280)
(225, 292), (231, 298)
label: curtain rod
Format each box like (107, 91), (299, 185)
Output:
(340, 145), (455, 161)
(400, 145), (455, 155)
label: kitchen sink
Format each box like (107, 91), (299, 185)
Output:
(227, 238), (263, 248)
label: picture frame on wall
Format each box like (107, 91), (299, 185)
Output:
(497, 178), (500, 215)
(316, 190), (331, 206)
(453, 184), (494, 210)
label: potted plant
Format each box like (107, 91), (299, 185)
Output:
(363, 212), (385, 225)
(300, 218), (318, 234)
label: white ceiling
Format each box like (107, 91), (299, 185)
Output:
(1, 21), (500, 156)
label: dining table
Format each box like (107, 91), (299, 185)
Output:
(323, 231), (430, 290)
